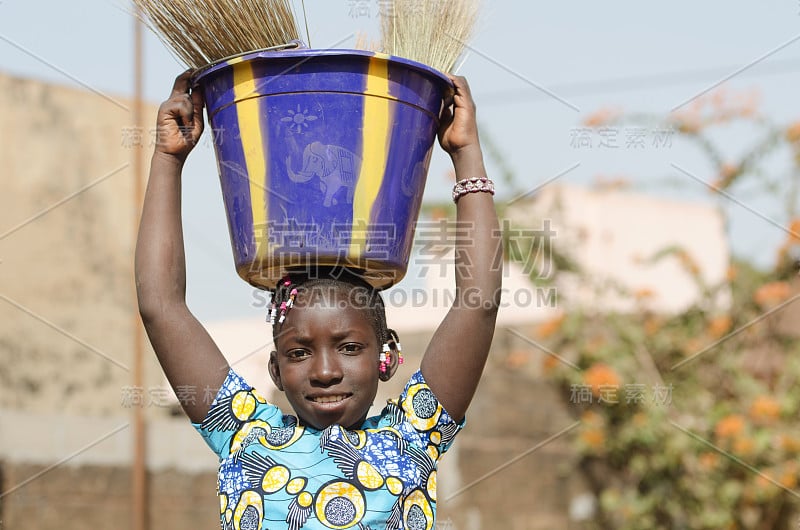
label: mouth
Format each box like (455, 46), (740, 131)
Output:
(308, 393), (352, 404)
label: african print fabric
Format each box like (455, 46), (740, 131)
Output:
(193, 369), (464, 530)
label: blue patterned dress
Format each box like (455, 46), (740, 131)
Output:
(193, 369), (464, 530)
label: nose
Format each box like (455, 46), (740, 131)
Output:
(309, 349), (343, 386)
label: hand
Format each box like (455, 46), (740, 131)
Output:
(438, 75), (482, 163)
(154, 70), (205, 161)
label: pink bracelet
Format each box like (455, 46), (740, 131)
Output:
(452, 177), (495, 203)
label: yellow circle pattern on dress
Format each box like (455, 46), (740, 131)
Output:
(233, 490), (263, 530)
(426, 471), (437, 502)
(231, 391), (257, 421)
(230, 420), (271, 454)
(261, 424), (305, 450)
(314, 481), (366, 529)
(250, 388), (268, 404)
(426, 445), (439, 461)
(386, 476), (404, 495)
(298, 491), (313, 508)
(219, 493), (229, 514)
(356, 460), (385, 490)
(402, 489), (434, 530)
(286, 477), (307, 495)
(429, 431), (441, 445)
(402, 384), (442, 432)
(261, 465), (291, 493)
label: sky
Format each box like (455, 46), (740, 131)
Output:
(2, 0), (800, 322)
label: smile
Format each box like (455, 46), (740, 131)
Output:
(309, 394), (350, 404)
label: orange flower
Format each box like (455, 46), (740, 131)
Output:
(673, 112), (701, 134)
(780, 468), (798, 489)
(580, 427), (606, 449)
(780, 434), (800, 453)
(710, 89), (726, 110)
(749, 396), (781, 423)
(736, 90), (759, 118)
(676, 249), (701, 276)
(583, 108), (619, 128)
(428, 207), (448, 221)
(734, 436), (755, 456)
(644, 316), (662, 337)
(754, 465), (799, 492)
(535, 313), (566, 339)
(777, 242), (792, 266)
(585, 335), (607, 354)
(698, 452), (719, 471)
(581, 410), (603, 425)
(786, 121), (800, 143)
(788, 218), (800, 244)
(753, 281), (792, 307)
(542, 354), (560, 374)
(707, 315), (732, 339)
(713, 163), (739, 190)
(681, 337), (706, 357)
(505, 349), (531, 369)
(754, 474), (774, 494)
(634, 287), (656, 300)
(726, 265), (738, 282)
(715, 414), (746, 439)
(593, 175), (631, 191)
(720, 163), (739, 180)
(583, 363), (622, 398)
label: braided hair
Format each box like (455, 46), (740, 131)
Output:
(267, 267), (401, 362)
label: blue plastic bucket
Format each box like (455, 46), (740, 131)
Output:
(193, 45), (452, 290)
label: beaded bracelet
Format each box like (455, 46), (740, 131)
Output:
(452, 177), (495, 203)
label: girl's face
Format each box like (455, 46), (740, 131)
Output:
(269, 289), (383, 430)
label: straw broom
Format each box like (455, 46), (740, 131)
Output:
(377, 0), (481, 74)
(133, 0), (302, 69)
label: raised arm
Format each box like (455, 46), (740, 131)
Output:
(135, 71), (230, 423)
(420, 76), (502, 422)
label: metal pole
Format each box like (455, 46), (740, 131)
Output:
(132, 6), (148, 530)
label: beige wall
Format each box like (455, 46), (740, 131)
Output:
(0, 72), (170, 418)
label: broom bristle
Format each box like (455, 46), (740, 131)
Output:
(377, 0), (480, 73)
(133, 0), (301, 69)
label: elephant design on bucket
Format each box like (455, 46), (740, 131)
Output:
(286, 142), (361, 207)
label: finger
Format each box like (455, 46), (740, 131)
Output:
(170, 69), (193, 98)
(178, 94), (195, 128)
(447, 74), (470, 95)
(440, 105), (453, 124)
(438, 104), (454, 136)
(450, 76), (476, 113)
(159, 96), (195, 130)
(191, 89), (205, 122)
(442, 91), (455, 111)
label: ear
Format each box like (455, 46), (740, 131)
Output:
(378, 346), (400, 382)
(268, 351), (284, 391)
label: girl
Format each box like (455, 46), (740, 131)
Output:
(135, 70), (501, 530)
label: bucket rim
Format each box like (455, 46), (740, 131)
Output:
(190, 44), (454, 89)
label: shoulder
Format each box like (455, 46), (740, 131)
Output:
(192, 368), (287, 457)
(372, 370), (465, 456)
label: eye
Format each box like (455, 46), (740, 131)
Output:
(286, 349), (310, 360)
(340, 343), (363, 354)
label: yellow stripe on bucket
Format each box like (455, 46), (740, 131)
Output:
(350, 58), (393, 260)
(233, 61), (269, 260)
